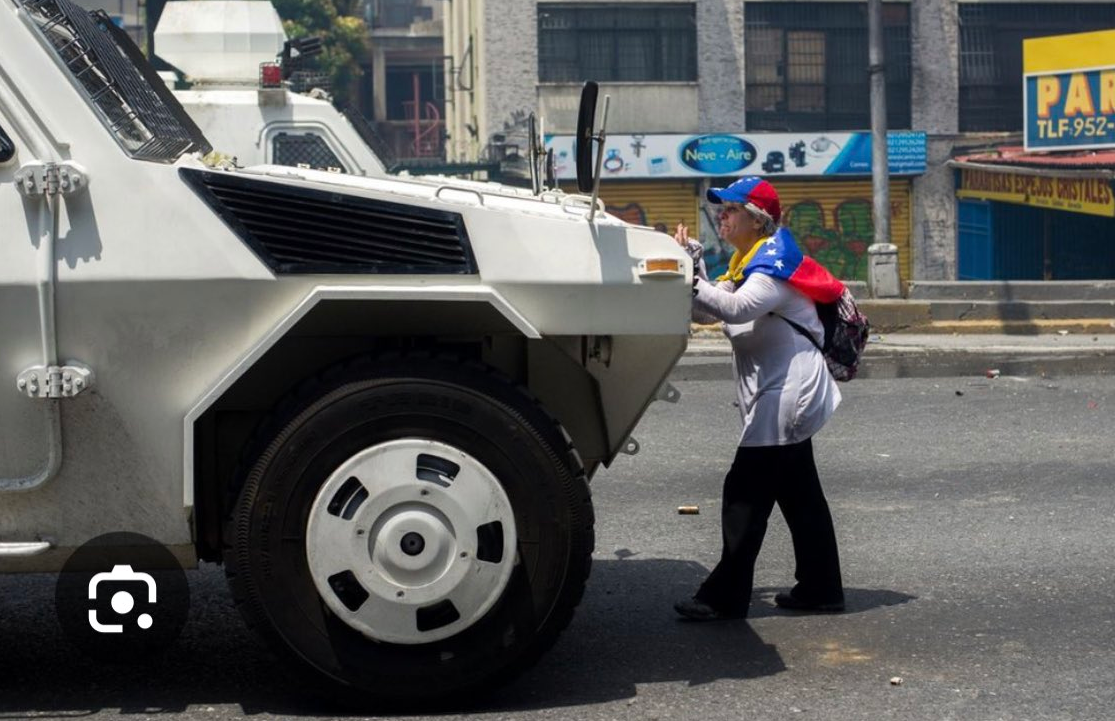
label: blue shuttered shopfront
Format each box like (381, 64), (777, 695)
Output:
(956, 169), (1115, 281)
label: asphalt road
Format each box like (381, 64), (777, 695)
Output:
(2, 373), (1113, 720)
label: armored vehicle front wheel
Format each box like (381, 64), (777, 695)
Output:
(225, 357), (593, 706)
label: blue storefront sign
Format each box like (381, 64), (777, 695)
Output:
(822, 132), (927, 176)
(678, 135), (758, 174)
(1025, 69), (1115, 150)
(1023, 30), (1115, 151)
(548, 131), (927, 180)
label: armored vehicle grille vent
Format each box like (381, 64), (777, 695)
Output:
(21, 0), (210, 163)
(181, 169), (478, 275)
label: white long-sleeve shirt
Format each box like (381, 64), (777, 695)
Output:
(693, 271), (841, 447)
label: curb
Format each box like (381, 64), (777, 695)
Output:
(679, 338), (1114, 380)
(694, 316), (1115, 336)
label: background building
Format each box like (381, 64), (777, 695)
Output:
(365, 0), (447, 165)
(441, 0), (1115, 284)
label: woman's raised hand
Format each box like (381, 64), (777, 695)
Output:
(673, 222), (690, 248)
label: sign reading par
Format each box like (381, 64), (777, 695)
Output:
(1025, 29), (1115, 151)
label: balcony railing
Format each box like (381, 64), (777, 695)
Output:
(374, 117), (444, 161)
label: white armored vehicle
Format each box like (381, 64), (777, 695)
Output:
(0, 0), (690, 705)
(155, 0), (389, 177)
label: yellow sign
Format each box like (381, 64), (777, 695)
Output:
(957, 168), (1115, 218)
(1024, 29), (1115, 151)
(1023, 29), (1115, 75)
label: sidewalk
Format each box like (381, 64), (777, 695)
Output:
(848, 281), (1115, 335)
(681, 331), (1115, 379)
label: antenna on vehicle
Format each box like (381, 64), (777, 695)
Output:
(575, 81), (609, 222)
(544, 146), (556, 190)
(528, 113), (541, 195)
(528, 113), (553, 195)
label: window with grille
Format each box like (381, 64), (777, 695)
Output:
(21, 0), (209, 162)
(272, 133), (347, 173)
(538, 4), (697, 83)
(745, 2), (911, 132)
(386, 65), (444, 121)
(959, 3), (1115, 132)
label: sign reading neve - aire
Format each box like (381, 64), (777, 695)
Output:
(1024, 29), (1115, 151)
(545, 132), (926, 181)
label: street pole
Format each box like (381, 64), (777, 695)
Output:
(867, 0), (901, 297)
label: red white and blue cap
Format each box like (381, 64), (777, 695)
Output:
(706, 176), (782, 224)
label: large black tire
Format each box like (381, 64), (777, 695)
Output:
(224, 355), (593, 707)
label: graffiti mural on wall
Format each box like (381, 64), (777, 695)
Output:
(605, 202), (672, 234)
(607, 202), (734, 276)
(699, 204), (735, 280)
(784, 200), (873, 282)
(700, 196), (903, 283)
(604, 194), (901, 284)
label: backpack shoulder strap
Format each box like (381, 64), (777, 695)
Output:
(775, 313), (823, 352)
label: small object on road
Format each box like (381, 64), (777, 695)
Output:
(955, 390), (964, 396)
(986, 369), (1001, 379)
(1057, 329), (1069, 336)
(1087, 400), (1099, 410)
(678, 505), (700, 515)
(890, 676), (904, 686)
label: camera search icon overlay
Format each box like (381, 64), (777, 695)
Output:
(55, 532), (190, 661)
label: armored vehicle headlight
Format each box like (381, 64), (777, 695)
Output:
(638, 258), (684, 277)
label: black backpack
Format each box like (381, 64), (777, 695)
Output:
(780, 287), (870, 381)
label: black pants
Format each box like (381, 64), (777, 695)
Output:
(695, 438), (843, 614)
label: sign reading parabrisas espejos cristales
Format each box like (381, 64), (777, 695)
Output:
(1024, 29), (1115, 151)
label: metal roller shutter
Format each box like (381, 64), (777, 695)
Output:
(772, 179), (913, 283)
(593, 180), (702, 235)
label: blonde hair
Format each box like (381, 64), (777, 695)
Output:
(742, 203), (779, 237)
(717, 201), (778, 236)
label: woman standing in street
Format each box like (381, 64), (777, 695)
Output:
(673, 176), (846, 621)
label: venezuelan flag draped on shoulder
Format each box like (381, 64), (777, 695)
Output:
(706, 174), (869, 380)
(716, 227), (846, 304)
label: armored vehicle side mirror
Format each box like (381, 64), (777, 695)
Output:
(575, 81), (599, 194)
(574, 81), (610, 221)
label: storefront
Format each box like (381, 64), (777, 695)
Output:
(953, 29), (1115, 280)
(774, 178), (913, 284)
(548, 131), (925, 282)
(952, 155), (1115, 280)
(593, 180), (702, 238)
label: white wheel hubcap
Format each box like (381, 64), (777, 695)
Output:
(306, 438), (517, 644)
